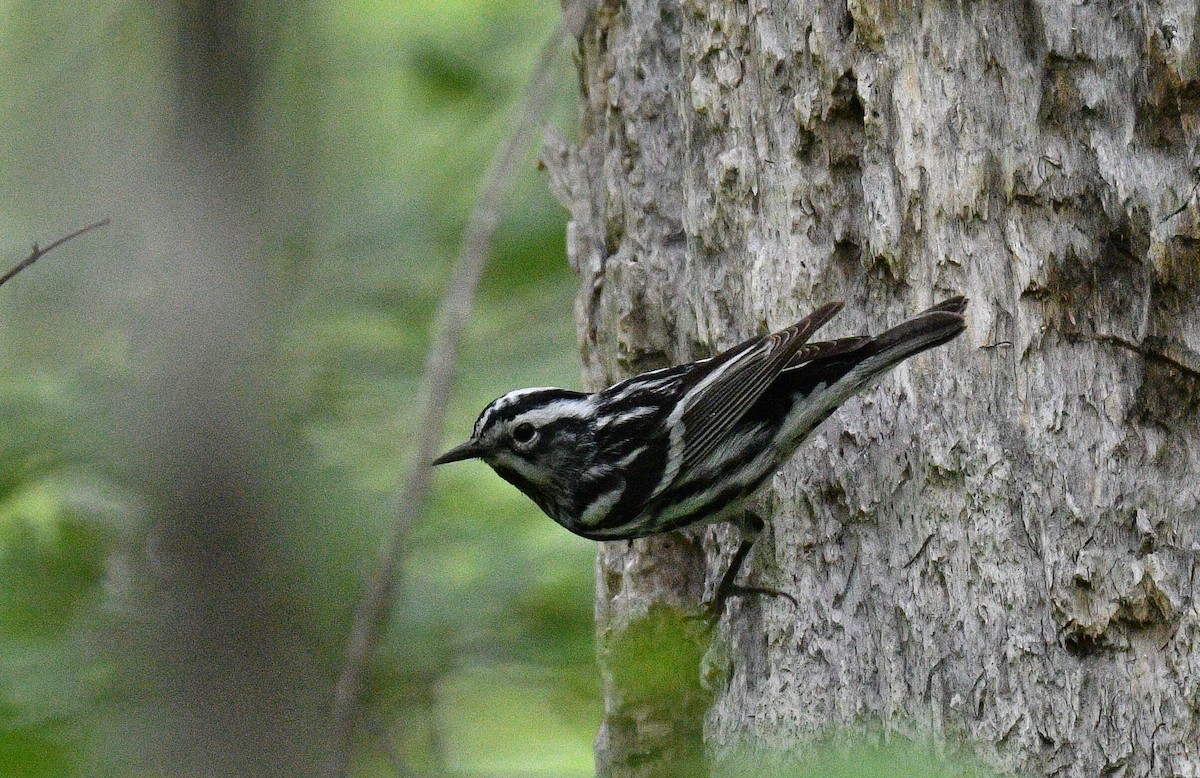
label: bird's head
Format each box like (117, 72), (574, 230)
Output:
(433, 387), (596, 519)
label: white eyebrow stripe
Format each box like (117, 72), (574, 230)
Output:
(491, 386), (564, 413)
(510, 397), (596, 428)
(477, 387), (582, 434)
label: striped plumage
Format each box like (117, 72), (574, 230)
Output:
(435, 297), (967, 596)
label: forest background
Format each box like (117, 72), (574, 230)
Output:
(0, 1), (598, 775)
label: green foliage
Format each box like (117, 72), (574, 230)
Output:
(1, 0), (591, 775)
(0, 379), (129, 778)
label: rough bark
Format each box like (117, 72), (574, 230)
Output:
(544, 0), (1200, 776)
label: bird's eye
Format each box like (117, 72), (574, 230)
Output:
(512, 422), (537, 446)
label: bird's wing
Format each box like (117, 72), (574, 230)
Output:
(671, 301), (844, 477)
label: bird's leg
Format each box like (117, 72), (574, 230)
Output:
(709, 511), (798, 616)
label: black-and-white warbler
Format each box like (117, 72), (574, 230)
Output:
(435, 297), (967, 608)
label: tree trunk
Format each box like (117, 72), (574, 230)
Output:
(544, 0), (1200, 775)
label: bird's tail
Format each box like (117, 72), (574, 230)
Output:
(781, 296), (968, 398)
(861, 295), (968, 375)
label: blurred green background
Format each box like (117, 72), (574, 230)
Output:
(0, 1), (593, 776)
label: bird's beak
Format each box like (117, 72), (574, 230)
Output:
(432, 438), (485, 466)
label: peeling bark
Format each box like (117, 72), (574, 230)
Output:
(544, 1), (1200, 776)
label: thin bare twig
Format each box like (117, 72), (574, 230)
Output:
(0, 218), (110, 288)
(322, 25), (565, 778)
(1063, 330), (1200, 381)
(1161, 178), (1198, 224)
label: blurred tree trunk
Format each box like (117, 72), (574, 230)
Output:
(545, 1), (1200, 775)
(119, 3), (326, 776)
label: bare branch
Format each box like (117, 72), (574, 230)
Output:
(0, 218), (110, 288)
(322, 24), (566, 778)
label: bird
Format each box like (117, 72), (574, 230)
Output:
(434, 296), (967, 612)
